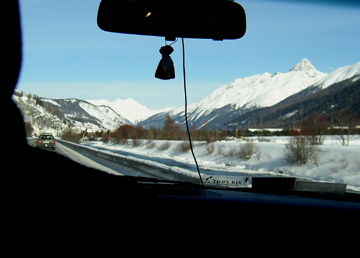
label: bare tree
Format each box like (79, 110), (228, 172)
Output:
(300, 113), (330, 145)
(284, 135), (319, 165)
(333, 109), (360, 146)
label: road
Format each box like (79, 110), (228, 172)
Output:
(27, 138), (136, 176)
(26, 138), (184, 181)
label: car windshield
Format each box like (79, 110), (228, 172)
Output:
(15, 0), (360, 194)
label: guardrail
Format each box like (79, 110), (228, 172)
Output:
(56, 139), (201, 184)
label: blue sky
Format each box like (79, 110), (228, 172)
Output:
(17, 0), (360, 110)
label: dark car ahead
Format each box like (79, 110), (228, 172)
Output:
(36, 133), (56, 150)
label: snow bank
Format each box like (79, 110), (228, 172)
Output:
(84, 136), (360, 192)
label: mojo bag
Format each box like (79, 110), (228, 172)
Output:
(155, 45), (175, 80)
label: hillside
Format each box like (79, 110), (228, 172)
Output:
(12, 92), (131, 135)
(225, 74), (360, 129)
(13, 60), (360, 133)
(145, 60), (360, 130)
(87, 98), (172, 124)
(42, 98), (132, 130)
(12, 92), (68, 135)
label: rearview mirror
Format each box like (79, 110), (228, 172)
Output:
(97, 0), (246, 41)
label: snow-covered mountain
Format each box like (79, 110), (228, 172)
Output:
(188, 58), (325, 114)
(14, 59), (359, 133)
(12, 92), (132, 135)
(145, 59), (360, 129)
(87, 98), (172, 124)
(312, 61), (360, 89)
(12, 92), (68, 136)
(41, 98), (131, 131)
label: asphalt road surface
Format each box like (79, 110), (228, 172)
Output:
(26, 138), (178, 179)
(27, 138), (127, 175)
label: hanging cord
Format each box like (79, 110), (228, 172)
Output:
(181, 37), (207, 200)
(165, 37), (178, 46)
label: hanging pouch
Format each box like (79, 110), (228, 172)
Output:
(155, 45), (175, 80)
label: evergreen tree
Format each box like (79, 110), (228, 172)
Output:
(162, 113), (183, 140)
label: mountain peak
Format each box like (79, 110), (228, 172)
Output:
(87, 98), (166, 124)
(290, 59), (316, 72)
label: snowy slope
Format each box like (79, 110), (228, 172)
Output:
(313, 62), (360, 89)
(86, 60), (359, 129)
(87, 98), (173, 124)
(150, 59), (327, 127)
(12, 92), (67, 135)
(189, 59), (326, 114)
(40, 98), (131, 131)
(78, 102), (130, 130)
(16, 60), (359, 132)
(84, 137), (360, 191)
(13, 92), (132, 133)
(146, 59), (360, 129)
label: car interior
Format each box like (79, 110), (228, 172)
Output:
(5, 0), (360, 245)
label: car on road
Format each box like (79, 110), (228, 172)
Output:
(36, 133), (56, 150)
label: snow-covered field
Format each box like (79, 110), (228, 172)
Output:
(83, 136), (360, 192)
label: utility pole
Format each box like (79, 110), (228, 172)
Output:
(331, 114), (333, 146)
(236, 122), (238, 139)
(293, 117), (296, 130)
(216, 123), (219, 141)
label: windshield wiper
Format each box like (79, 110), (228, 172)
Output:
(123, 176), (202, 188)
